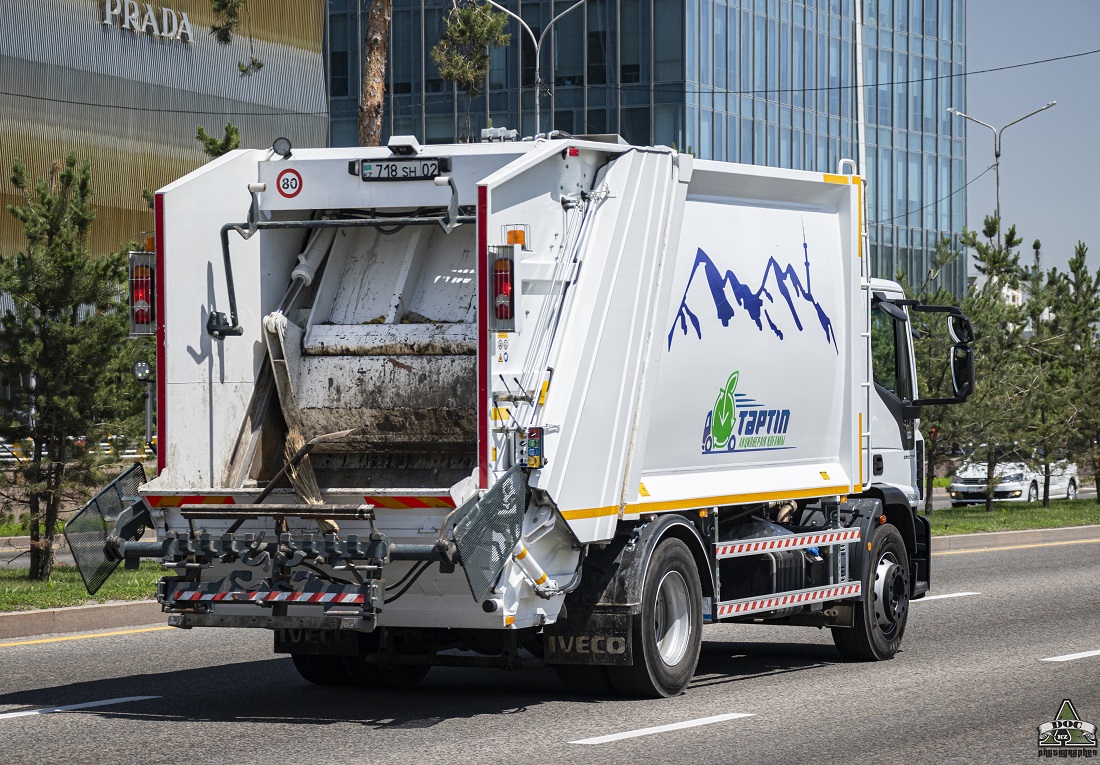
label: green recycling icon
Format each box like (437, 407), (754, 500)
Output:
(707, 371), (739, 451)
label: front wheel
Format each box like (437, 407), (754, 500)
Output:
(1027, 483), (1039, 502)
(1067, 480), (1078, 501)
(607, 538), (703, 698)
(832, 524), (909, 661)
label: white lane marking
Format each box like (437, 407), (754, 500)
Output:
(1041, 649), (1100, 663)
(570, 713), (755, 745)
(917, 591), (980, 601)
(0, 696), (159, 720)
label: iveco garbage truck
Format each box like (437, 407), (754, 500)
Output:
(66, 133), (974, 697)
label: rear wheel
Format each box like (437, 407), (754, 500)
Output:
(832, 524), (909, 661)
(343, 632), (431, 689)
(608, 538), (702, 698)
(1067, 480), (1078, 501)
(291, 653), (352, 686)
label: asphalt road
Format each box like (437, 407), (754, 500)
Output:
(1, 539), (1098, 765)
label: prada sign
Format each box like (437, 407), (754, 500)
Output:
(103, 1), (194, 42)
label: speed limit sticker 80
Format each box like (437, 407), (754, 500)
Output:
(276, 168), (303, 198)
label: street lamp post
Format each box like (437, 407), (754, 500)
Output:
(484, 0), (587, 137)
(947, 101), (1057, 247)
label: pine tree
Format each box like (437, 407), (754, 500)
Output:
(196, 123), (241, 158)
(0, 154), (130, 580)
(958, 215), (1029, 512)
(1057, 242), (1100, 501)
(1020, 240), (1074, 506)
(431, 1), (511, 142)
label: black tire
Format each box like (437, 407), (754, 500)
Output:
(832, 524), (909, 661)
(1067, 480), (1078, 501)
(607, 538), (702, 698)
(1027, 483), (1039, 502)
(342, 632), (431, 689)
(291, 652), (353, 686)
(554, 664), (616, 696)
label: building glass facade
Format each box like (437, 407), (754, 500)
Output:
(0, 0), (328, 260)
(328, 0), (966, 293)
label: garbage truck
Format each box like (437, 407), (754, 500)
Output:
(66, 133), (974, 698)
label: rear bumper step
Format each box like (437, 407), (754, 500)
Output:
(167, 612), (374, 631)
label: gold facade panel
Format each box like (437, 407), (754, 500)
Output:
(1, 0), (327, 259)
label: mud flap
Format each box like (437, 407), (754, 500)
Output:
(544, 609), (633, 666)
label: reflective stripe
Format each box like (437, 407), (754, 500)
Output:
(716, 583), (861, 618)
(715, 528), (860, 558)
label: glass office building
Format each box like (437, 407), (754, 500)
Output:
(328, 0), (966, 293)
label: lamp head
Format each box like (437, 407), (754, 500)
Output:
(272, 137), (293, 158)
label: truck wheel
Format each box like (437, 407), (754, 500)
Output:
(832, 524), (909, 661)
(290, 653), (352, 686)
(343, 657), (430, 689)
(554, 665), (615, 696)
(342, 632), (431, 689)
(608, 538), (702, 698)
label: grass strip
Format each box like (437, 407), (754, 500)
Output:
(0, 563), (162, 612)
(926, 497), (1100, 536)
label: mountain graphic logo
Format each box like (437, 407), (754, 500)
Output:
(667, 233), (838, 353)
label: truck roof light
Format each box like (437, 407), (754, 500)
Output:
(503, 224), (529, 248)
(272, 137), (292, 158)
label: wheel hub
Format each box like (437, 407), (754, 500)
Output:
(653, 570), (691, 666)
(873, 553), (909, 634)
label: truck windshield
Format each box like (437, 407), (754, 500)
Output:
(871, 303), (914, 401)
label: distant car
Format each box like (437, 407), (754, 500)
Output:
(948, 461), (1078, 507)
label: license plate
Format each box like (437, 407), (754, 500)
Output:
(361, 157), (444, 182)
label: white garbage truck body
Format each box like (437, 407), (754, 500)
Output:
(67, 135), (973, 697)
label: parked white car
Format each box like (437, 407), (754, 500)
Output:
(948, 461), (1078, 506)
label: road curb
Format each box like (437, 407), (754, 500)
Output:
(931, 524), (1100, 552)
(0, 601), (162, 641)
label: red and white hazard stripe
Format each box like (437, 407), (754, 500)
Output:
(170, 589), (366, 604)
(715, 582), (861, 618)
(364, 495), (456, 509)
(715, 528), (860, 559)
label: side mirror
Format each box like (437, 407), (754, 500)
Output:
(950, 343), (975, 399)
(949, 314), (974, 344)
(908, 302), (976, 408)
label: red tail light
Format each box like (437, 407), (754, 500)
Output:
(132, 265), (153, 324)
(494, 258), (514, 320)
(129, 251), (156, 336)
